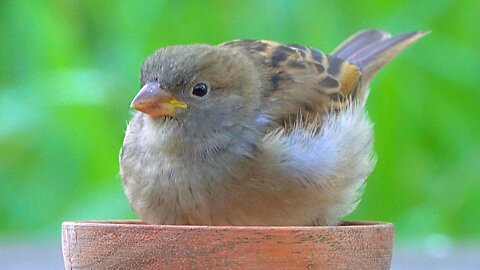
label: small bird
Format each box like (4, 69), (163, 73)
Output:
(120, 29), (427, 226)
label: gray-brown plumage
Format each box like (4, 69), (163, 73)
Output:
(120, 29), (427, 226)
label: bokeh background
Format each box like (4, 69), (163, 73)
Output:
(1, 0), (479, 267)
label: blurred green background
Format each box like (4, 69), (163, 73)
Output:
(1, 0), (478, 245)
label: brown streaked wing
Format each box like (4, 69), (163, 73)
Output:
(221, 40), (362, 130)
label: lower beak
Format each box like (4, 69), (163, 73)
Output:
(130, 82), (187, 117)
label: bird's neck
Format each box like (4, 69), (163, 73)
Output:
(146, 117), (261, 167)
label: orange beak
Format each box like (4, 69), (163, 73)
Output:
(130, 82), (187, 117)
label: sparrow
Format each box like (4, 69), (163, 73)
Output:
(120, 29), (427, 226)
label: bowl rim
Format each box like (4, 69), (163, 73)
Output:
(62, 220), (393, 231)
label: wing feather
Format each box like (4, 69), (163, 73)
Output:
(222, 39), (360, 130)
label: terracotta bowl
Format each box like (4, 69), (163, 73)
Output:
(62, 220), (393, 270)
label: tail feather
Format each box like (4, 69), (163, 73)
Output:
(332, 29), (429, 84)
(332, 29), (391, 60)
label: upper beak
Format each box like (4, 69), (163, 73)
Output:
(130, 82), (187, 117)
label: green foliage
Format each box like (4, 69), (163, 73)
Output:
(1, 0), (478, 242)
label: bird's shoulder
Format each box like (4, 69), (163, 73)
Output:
(221, 39), (362, 129)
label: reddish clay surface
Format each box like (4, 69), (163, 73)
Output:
(62, 220), (393, 270)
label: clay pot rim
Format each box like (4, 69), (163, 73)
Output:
(62, 220), (394, 268)
(62, 220), (393, 231)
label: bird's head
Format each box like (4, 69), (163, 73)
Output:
(131, 45), (263, 139)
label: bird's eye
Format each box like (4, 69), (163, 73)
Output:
(192, 83), (209, 97)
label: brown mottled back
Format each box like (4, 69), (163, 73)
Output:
(222, 39), (361, 129)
